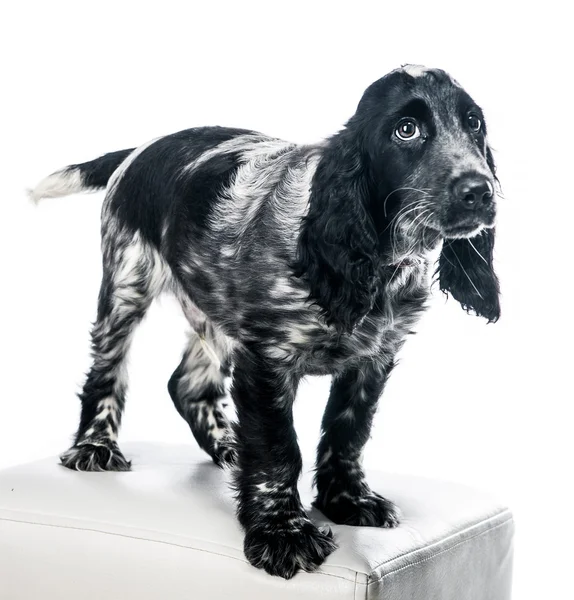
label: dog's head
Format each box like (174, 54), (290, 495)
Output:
(352, 65), (500, 322)
(297, 65), (500, 331)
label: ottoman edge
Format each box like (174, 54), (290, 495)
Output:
(368, 508), (514, 583)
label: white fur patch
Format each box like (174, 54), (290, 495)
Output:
(94, 397), (117, 421)
(205, 404), (227, 441)
(209, 139), (295, 237)
(401, 64), (429, 77)
(28, 168), (84, 203)
(178, 331), (225, 393)
(182, 134), (274, 175)
(256, 482), (279, 494)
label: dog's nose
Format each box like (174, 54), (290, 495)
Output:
(454, 177), (493, 208)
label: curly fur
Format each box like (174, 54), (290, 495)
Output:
(30, 64), (501, 579)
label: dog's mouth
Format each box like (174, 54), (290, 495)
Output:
(439, 210), (496, 240)
(422, 216), (489, 240)
(441, 222), (486, 239)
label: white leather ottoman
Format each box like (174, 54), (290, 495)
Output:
(0, 443), (513, 599)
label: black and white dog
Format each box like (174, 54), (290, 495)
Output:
(31, 65), (500, 579)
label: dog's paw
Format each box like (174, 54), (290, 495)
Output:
(211, 443), (237, 468)
(315, 491), (400, 528)
(244, 521), (337, 579)
(60, 442), (131, 472)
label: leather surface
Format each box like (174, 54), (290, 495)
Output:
(0, 443), (513, 599)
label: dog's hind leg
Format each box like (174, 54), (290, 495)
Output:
(60, 228), (165, 471)
(168, 302), (236, 467)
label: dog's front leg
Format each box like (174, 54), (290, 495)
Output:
(313, 358), (401, 527)
(231, 347), (336, 579)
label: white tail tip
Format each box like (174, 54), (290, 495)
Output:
(28, 168), (84, 204)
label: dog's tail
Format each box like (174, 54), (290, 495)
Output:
(28, 148), (135, 204)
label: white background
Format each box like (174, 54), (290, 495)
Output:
(1, 1), (572, 598)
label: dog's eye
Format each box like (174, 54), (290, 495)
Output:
(468, 114), (482, 133)
(395, 120), (420, 141)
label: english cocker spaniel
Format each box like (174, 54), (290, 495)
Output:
(30, 64), (500, 579)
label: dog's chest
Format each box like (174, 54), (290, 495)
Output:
(278, 295), (422, 375)
(255, 264), (430, 374)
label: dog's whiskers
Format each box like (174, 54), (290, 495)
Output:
(383, 187), (431, 218)
(389, 200), (435, 262)
(467, 238), (489, 266)
(447, 246), (484, 300)
(382, 199), (429, 239)
(387, 208), (433, 285)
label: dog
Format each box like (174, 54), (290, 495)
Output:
(30, 64), (500, 579)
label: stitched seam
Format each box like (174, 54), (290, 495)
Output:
(0, 516), (359, 584)
(370, 517), (513, 584)
(369, 509), (511, 576)
(354, 572), (368, 599)
(0, 507), (243, 557)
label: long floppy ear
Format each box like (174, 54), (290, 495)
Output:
(438, 228), (500, 323)
(293, 135), (380, 333)
(438, 139), (501, 323)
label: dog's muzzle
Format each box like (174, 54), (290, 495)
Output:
(441, 172), (496, 238)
